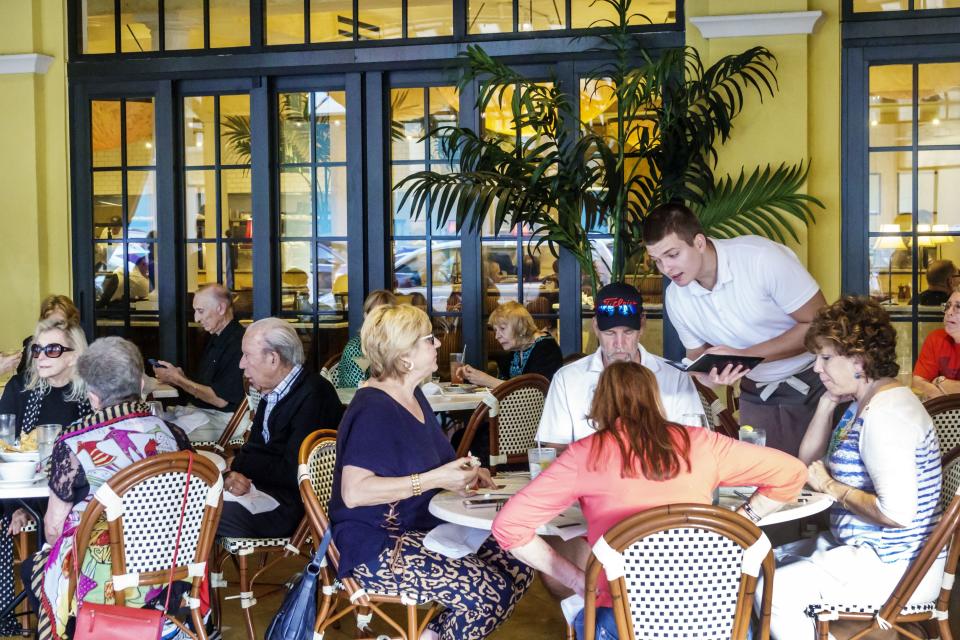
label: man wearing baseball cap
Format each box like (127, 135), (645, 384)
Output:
(535, 282), (704, 451)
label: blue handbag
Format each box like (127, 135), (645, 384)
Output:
(265, 529), (333, 640)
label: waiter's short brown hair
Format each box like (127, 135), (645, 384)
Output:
(642, 203), (706, 246)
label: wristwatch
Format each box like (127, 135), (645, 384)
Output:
(934, 376), (947, 390)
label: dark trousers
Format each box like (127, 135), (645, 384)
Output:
(739, 367), (828, 457)
(216, 501), (301, 538)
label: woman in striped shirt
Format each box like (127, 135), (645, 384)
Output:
(764, 296), (944, 640)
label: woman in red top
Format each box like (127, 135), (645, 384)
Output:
(491, 361), (806, 639)
(913, 289), (960, 399)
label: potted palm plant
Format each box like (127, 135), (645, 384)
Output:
(395, 0), (823, 292)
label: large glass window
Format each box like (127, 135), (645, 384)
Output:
(91, 98), (160, 356)
(390, 86), (464, 379)
(277, 90), (350, 369)
(83, 0), (250, 53)
(267, 0), (453, 44)
(182, 93), (253, 368)
(867, 62), (960, 374)
(853, 0), (960, 12)
(467, 0), (674, 33)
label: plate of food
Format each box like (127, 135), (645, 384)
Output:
(0, 431), (38, 462)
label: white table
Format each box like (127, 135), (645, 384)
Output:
(429, 474), (588, 539)
(337, 387), (491, 413)
(429, 475), (833, 534)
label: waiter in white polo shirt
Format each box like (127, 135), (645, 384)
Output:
(536, 282), (704, 452)
(643, 203), (828, 456)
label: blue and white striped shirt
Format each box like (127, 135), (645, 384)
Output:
(827, 386), (941, 564)
(261, 365), (302, 443)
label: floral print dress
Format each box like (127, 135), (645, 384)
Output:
(30, 402), (190, 640)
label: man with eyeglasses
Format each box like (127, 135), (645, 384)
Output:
(643, 203), (828, 456)
(914, 291), (960, 399)
(536, 282), (704, 452)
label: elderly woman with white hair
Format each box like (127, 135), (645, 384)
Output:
(218, 317), (343, 539)
(329, 304), (534, 640)
(24, 336), (192, 640)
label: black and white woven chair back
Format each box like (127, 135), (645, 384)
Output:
(933, 409), (960, 458)
(592, 515), (770, 640)
(941, 457), (960, 512)
(697, 390), (723, 431)
(496, 385), (547, 459)
(107, 469), (217, 576)
(307, 438), (338, 511)
(247, 387), (262, 415)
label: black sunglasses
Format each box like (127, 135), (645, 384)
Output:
(30, 343), (74, 359)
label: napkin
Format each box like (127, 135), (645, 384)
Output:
(560, 594), (585, 625)
(423, 523), (490, 559)
(421, 382), (443, 396)
(224, 483), (281, 515)
(169, 410), (209, 434)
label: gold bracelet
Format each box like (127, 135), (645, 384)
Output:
(838, 486), (854, 509)
(410, 473), (422, 497)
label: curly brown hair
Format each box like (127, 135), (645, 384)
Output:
(803, 296), (899, 380)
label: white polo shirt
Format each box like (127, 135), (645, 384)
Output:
(664, 235), (820, 383)
(535, 346), (704, 445)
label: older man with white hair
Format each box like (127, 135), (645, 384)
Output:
(154, 283), (245, 441)
(218, 317), (343, 538)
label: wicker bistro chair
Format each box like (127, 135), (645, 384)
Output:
(68, 451), (224, 639)
(923, 393), (960, 459)
(455, 373), (550, 471)
(297, 430), (441, 639)
(320, 352), (343, 386)
(583, 504), (775, 640)
(805, 457), (960, 640)
(693, 378), (740, 439)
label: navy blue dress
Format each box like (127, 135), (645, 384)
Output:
(329, 386), (456, 578)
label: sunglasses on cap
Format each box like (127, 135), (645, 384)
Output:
(30, 343), (74, 359)
(596, 302), (639, 317)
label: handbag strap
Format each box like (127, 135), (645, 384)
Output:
(161, 451), (193, 614)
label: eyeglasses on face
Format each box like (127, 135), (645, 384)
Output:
(596, 303), (639, 317)
(942, 303), (960, 314)
(30, 343), (74, 359)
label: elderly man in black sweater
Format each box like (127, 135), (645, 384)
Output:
(218, 317), (343, 538)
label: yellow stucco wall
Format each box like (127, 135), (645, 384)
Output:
(0, 1), (71, 351)
(686, 0), (842, 303)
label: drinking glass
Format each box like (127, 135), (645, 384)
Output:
(527, 447), (557, 480)
(0, 414), (15, 444)
(449, 352), (465, 383)
(739, 426), (767, 447)
(35, 424), (61, 469)
(147, 401), (164, 418)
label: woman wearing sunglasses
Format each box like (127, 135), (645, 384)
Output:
(0, 318), (90, 635)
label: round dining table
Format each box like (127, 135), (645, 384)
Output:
(429, 473), (834, 532)
(337, 385), (493, 413)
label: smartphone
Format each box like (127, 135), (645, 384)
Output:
(146, 358), (166, 369)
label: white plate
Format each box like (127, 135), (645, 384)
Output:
(0, 474), (45, 488)
(0, 451), (39, 463)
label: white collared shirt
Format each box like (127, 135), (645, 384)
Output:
(535, 346), (705, 445)
(664, 235), (820, 383)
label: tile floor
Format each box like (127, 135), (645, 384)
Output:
(5, 552), (960, 639)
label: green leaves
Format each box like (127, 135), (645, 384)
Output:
(393, 0), (823, 284)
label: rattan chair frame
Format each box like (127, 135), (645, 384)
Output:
(811, 460), (960, 640)
(583, 504), (774, 640)
(924, 393), (960, 459)
(68, 451), (223, 640)
(298, 430), (441, 640)
(455, 373), (550, 471)
(693, 379), (740, 439)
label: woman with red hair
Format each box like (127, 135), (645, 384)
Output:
(492, 361), (806, 639)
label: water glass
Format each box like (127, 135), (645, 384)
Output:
(0, 414), (15, 444)
(739, 425), (767, 447)
(147, 400), (165, 418)
(527, 447), (557, 480)
(449, 352), (465, 383)
(35, 424), (61, 468)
